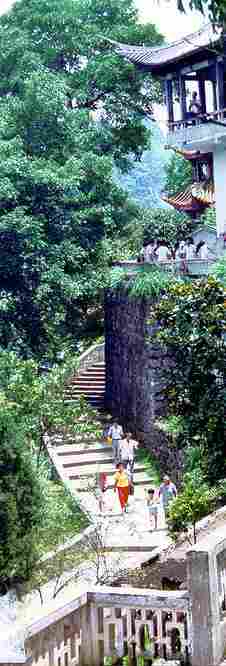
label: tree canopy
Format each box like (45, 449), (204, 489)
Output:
(150, 277), (226, 483)
(164, 151), (193, 197)
(0, 0), (163, 357)
(177, 0), (226, 26)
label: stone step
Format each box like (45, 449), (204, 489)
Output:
(63, 458), (146, 473)
(69, 468), (152, 483)
(85, 363), (105, 368)
(69, 372), (105, 380)
(64, 398), (105, 406)
(71, 471), (153, 490)
(55, 442), (109, 453)
(77, 369), (105, 376)
(68, 379), (105, 385)
(64, 386), (105, 396)
(59, 449), (113, 463)
(75, 378), (105, 384)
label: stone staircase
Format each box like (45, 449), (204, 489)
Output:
(64, 361), (106, 411)
(54, 360), (154, 493)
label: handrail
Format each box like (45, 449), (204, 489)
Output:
(168, 107), (226, 130)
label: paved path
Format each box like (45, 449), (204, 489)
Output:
(8, 492), (170, 636)
(0, 360), (171, 652)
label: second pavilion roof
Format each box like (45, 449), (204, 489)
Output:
(111, 24), (222, 74)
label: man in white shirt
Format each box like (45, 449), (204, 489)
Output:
(108, 421), (124, 463)
(156, 242), (171, 263)
(119, 432), (138, 474)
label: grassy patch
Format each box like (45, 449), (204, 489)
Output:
(38, 479), (88, 556)
(137, 446), (160, 486)
(109, 265), (184, 299)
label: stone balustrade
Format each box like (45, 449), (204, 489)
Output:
(13, 588), (191, 666)
(76, 343), (105, 373)
(166, 118), (226, 152)
(2, 523), (226, 666)
(113, 259), (215, 277)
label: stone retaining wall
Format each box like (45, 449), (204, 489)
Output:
(105, 289), (184, 483)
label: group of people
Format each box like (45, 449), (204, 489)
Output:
(140, 238), (210, 265)
(97, 420), (177, 525)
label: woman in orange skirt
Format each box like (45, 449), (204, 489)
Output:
(114, 463), (129, 513)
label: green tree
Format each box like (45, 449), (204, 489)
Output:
(168, 471), (217, 544)
(150, 277), (225, 482)
(0, 0), (163, 357)
(0, 412), (43, 589)
(0, 350), (100, 589)
(164, 151), (193, 197)
(176, 0), (226, 26)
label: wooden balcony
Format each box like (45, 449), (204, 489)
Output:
(166, 110), (226, 153)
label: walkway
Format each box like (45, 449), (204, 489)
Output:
(0, 358), (171, 651)
(49, 359), (169, 554)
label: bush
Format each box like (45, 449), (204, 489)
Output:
(168, 471), (217, 544)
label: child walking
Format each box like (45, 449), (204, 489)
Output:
(146, 488), (158, 530)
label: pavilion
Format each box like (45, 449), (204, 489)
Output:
(112, 24), (226, 239)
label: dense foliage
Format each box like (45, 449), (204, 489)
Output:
(117, 207), (193, 261)
(151, 277), (225, 483)
(109, 265), (173, 296)
(117, 122), (169, 208)
(0, 351), (98, 588)
(0, 0), (163, 357)
(164, 151), (193, 197)
(211, 255), (226, 285)
(168, 471), (217, 543)
(177, 0), (226, 26)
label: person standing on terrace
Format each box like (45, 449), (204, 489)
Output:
(156, 241), (172, 263)
(189, 91), (201, 117)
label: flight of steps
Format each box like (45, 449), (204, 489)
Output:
(64, 362), (106, 411)
(53, 361), (154, 493)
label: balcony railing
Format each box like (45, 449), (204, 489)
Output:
(166, 109), (226, 151)
(114, 259), (215, 277)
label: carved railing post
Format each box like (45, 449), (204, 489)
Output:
(80, 601), (101, 666)
(187, 543), (222, 666)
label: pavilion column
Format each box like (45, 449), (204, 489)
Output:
(216, 58), (224, 118)
(212, 81), (217, 111)
(164, 78), (174, 128)
(213, 145), (226, 237)
(198, 78), (206, 115)
(178, 75), (187, 121)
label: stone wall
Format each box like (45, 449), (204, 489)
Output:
(105, 289), (184, 482)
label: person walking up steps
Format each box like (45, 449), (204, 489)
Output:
(119, 432), (138, 475)
(159, 475), (177, 523)
(146, 488), (159, 531)
(95, 472), (108, 514)
(114, 463), (129, 514)
(108, 421), (123, 464)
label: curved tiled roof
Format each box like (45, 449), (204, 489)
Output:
(173, 147), (212, 161)
(111, 24), (222, 70)
(191, 182), (215, 205)
(162, 182), (214, 211)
